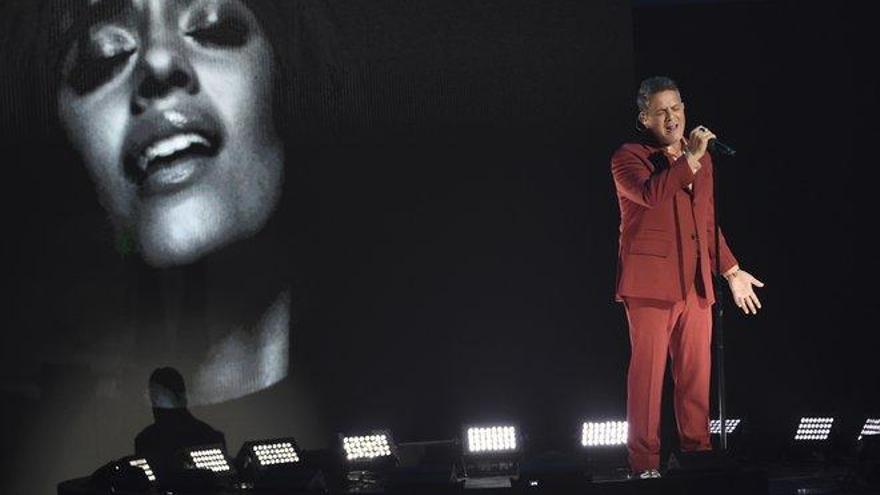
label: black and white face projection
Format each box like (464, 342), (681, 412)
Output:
(57, 0), (284, 267)
(56, 0), (289, 404)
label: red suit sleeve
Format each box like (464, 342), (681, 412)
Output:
(611, 147), (696, 209)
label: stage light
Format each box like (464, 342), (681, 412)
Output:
(236, 437), (302, 477)
(88, 457), (154, 492)
(465, 425), (519, 454)
(339, 431), (399, 493)
(859, 418), (880, 441)
(709, 419), (741, 435)
(794, 417), (834, 441)
(857, 420), (880, 487)
(462, 424), (521, 485)
(143, 444), (235, 492)
(186, 445), (233, 473)
(235, 437), (325, 491)
(341, 431), (397, 462)
(581, 421), (627, 447)
(578, 421), (627, 480)
(239, 438), (301, 468)
(126, 457), (156, 482)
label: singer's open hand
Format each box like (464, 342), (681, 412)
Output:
(686, 125), (717, 161)
(726, 269), (765, 315)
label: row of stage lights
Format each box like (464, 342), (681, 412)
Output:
(108, 416), (880, 489)
(578, 417), (878, 447)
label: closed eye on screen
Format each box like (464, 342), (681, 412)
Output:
(188, 18), (249, 47)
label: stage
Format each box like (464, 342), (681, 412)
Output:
(56, 440), (880, 495)
(1, 1), (875, 495)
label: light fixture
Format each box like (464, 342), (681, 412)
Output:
(339, 430), (399, 493)
(581, 421), (627, 447)
(126, 457), (156, 482)
(183, 445), (234, 474)
(577, 420), (627, 480)
(465, 425), (519, 454)
(859, 418), (880, 441)
(794, 417), (834, 441)
(709, 419), (741, 435)
(88, 457), (154, 492)
(238, 438), (302, 470)
(235, 437), (324, 491)
(341, 431), (397, 464)
(461, 424), (521, 485)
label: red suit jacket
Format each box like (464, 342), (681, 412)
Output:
(611, 138), (738, 305)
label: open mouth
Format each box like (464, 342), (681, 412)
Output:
(139, 132), (217, 174)
(123, 107), (224, 195)
(133, 131), (220, 194)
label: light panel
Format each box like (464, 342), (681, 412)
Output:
(859, 418), (880, 441)
(581, 421), (627, 447)
(709, 418), (741, 434)
(252, 441), (301, 466)
(128, 458), (156, 482)
(466, 426), (518, 453)
(189, 448), (232, 472)
(794, 417), (834, 441)
(342, 434), (393, 461)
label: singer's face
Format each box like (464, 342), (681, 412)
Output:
(57, 0), (284, 268)
(641, 90), (686, 147)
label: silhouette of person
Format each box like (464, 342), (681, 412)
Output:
(134, 367), (225, 478)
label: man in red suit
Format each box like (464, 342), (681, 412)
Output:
(611, 76), (764, 478)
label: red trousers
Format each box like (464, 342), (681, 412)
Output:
(624, 286), (712, 471)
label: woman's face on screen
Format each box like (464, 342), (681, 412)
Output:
(58, 0), (283, 267)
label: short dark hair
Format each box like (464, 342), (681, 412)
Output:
(149, 367), (187, 407)
(636, 76), (679, 113)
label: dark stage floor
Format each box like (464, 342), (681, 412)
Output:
(58, 455), (880, 495)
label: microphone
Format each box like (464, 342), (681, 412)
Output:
(708, 138), (736, 157)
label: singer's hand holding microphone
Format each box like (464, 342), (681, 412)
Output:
(684, 125), (716, 173)
(684, 125), (736, 173)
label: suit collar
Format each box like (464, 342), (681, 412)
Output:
(635, 129), (686, 156)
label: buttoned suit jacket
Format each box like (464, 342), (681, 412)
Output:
(611, 136), (738, 305)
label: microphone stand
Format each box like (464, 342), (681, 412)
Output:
(712, 150), (729, 451)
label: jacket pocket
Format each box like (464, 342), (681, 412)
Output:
(629, 238), (670, 258)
